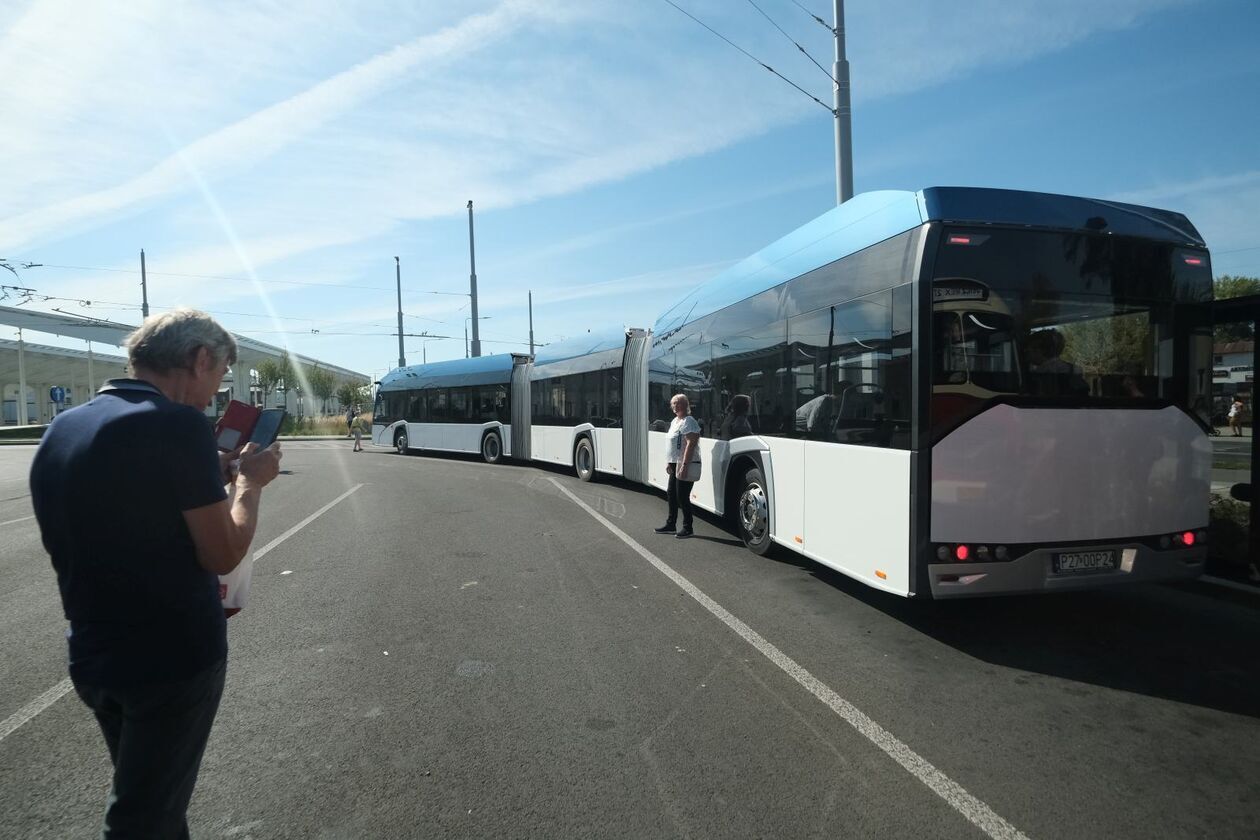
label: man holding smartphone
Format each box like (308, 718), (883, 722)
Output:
(29, 308), (282, 839)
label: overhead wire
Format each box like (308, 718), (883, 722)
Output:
(660, 0), (835, 115)
(787, 0), (834, 32)
(744, 0), (838, 86)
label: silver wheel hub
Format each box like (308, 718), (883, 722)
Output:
(578, 445), (592, 474)
(739, 483), (768, 543)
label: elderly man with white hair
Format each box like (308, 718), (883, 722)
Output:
(29, 308), (282, 839)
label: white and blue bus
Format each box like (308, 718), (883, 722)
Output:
(375, 187), (1214, 598)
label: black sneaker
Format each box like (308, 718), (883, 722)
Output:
(675, 528), (693, 539)
(654, 524), (676, 534)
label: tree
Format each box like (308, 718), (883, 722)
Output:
(255, 360), (286, 407)
(308, 367), (336, 415)
(1214, 275), (1259, 344)
(336, 382), (368, 412)
(1061, 311), (1150, 375)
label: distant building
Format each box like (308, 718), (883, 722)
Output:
(1213, 340), (1253, 419)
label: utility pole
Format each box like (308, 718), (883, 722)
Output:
(833, 0), (853, 204)
(140, 249), (150, 318)
(528, 290), (535, 356)
(395, 257), (406, 369)
(467, 200), (482, 358)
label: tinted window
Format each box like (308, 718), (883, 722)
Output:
(783, 229), (921, 319)
(787, 290), (910, 448)
(711, 320), (788, 437)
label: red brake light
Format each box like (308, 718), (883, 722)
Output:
(1182, 531), (1195, 546)
(955, 545), (970, 561)
(948, 235), (971, 245)
(1184, 257), (1202, 266)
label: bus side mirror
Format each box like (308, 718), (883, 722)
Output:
(1230, 483), (1252, 503)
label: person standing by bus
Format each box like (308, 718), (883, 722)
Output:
(655, 393), (702, 539)
(1228, 397), (1245, 436)
(351, 411), (366, 451)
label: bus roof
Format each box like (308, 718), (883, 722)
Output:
(653, 186), (1206, 337)
(378, 353), (516, 391)
(532, 327), (628, 367)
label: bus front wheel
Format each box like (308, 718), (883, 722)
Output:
(481, 432), (503, 464)
(574, 437), (595, 482)
(394, 429), (409, 455)
(737, 467), (772, 555)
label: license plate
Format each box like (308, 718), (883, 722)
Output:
(1053, 550), (1117, 573)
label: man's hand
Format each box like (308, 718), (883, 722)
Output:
(237, 442), (282, 488)
(666, 463), (675, 477)
(218, 446), (243, 485)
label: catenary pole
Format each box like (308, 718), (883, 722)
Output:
(395, 257), (405, 368)
(467, 200), (481, 358)
(528, 291), (535, 356)
(833, 0), (853, 204)
(140, 249), (150, 318)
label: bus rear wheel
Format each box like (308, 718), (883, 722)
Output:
(394, 429), (409, 455)
(736, 467), (772, 555)
(481, 432), (502, 464)
(574, 437), (595, 482)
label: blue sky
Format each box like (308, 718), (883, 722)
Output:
(2, 0), (1258, 382)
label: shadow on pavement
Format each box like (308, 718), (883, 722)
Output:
(770, 547), (1260, 719)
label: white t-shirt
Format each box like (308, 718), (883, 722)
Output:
(667, 415), (701, 464)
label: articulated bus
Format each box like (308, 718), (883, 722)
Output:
(374, 187), (1214, 598)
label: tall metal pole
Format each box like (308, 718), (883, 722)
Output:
(467, 200), (482, 358)
(16, 328), (28, 426)
(140, 249), (150, 318)
(464, 324), (469, 359)
(833, 0), (853, 204)
(528, 291), (535, 356)
(395, 257), (406, 369)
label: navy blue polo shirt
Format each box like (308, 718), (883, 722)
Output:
(30, 379), (229, 686)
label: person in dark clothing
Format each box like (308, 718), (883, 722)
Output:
(719, 394), (754, 440)
(29, 308), (281, 839)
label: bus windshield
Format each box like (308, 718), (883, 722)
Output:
(931, 228), (1213, 429)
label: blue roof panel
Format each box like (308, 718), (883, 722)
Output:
(379, 353), (515, 391)
(532, 327), (628, 367)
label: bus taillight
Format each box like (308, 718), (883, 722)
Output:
(1181, 531), (1195, 546)
(955, 545), (970, 561)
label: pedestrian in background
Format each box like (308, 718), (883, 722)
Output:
(29, 309), (282, 839)
(655, 393), (702, 539)
(1228, 397), (1245, 437)
(351, 412), (365, 452)
(345, 405), (355, 438)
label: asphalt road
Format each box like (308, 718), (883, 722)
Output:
(1, 441), (1258, 839)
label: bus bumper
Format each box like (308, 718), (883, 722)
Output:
(926, 544), (1206, 599)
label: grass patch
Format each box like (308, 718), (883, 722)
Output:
(279, 414), (372, 436)
(0, 425), (46, 440)
(1208, 494), (1253, 574)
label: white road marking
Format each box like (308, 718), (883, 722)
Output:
(252, 483), (364, 562)
(0, 484), (365, 743)
(0, 514), (36, 526)
(0, 679), (73, 745)
(548, 478), (1030, 840)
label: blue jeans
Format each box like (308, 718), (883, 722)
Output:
(73, 659), (226, 840)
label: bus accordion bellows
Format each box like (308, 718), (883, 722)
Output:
(373, 186), (1214, 598)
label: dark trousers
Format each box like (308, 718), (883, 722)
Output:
(72, 658), (227, 840)
(666, 471), (695, 530)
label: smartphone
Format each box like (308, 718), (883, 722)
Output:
(216, 400), (261, 451)
(248, 409), (286, 448)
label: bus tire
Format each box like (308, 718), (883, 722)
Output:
(394, 428), (410, 455)
(736, 467), (772, 556)
(574, 437), (595, 482)
(481, 431), (503, 464)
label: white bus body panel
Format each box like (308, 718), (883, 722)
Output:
(932, 405), (1211, 543)
(803, 443), (912, 595)
(591, 428), (623, 475)
(381, 421), (510, 456)
(764, 438), (806, 552)
(647, 432), (668, 492)
(531, 425), (575, 467)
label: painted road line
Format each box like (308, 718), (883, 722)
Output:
(0, 679), (73, 745)
(548, 477), (1030, 840)
(0, 484), (365, 744)
(0, 514), (36, 526)
(252, 483), (364, 561)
